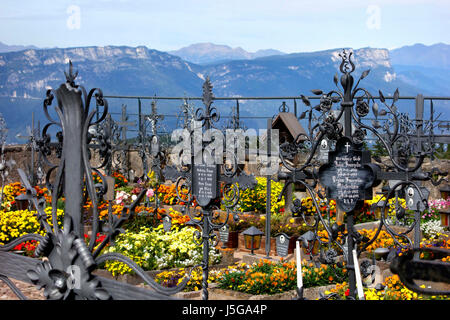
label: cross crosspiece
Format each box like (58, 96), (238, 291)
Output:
(147, 100), (164, 137)
(116, 104), (136, 143)
(164, 156), (256, 208)
(438, 122), (450, 131)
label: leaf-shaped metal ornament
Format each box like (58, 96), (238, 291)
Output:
(300, 94), (311, 107)
(393, 88), (400, 104)
(311, 89), (323, 95)
(360, 69), (370, 80)
(372, 119), (381, 129)
(333, 73), (339, 86)
(379, 109), (387, 116)
(372, 102), (379, 118)
(378, 90), (385, 104)
(391, 104), (397, 113)
(298, 111), (307, 120)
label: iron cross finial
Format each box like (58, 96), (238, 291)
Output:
(202, 76), (214, 108)
(339, 49), (355, 75)
(64, 60), (78, 87)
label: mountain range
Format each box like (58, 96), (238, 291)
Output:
(168, 43), (285, 65)
(0, 41), (448, 143)
(0, 41), (38, 53)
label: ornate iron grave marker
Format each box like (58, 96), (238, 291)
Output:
(0, 62), (198, 300)
(166, 77), (257, 300)
(276, 49), (449, 299)
(318, 136), (376, 212)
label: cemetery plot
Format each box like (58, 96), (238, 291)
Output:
(0, 51), (449, 302)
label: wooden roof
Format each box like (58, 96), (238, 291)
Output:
(272, 112), (307, 141)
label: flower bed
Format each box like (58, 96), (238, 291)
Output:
(155, 267), (223, 292)
(0, 207), (64, 245)
(325, 275), (449, 300)
(217, 259), (346, 295)
(102, 225), (221, 276)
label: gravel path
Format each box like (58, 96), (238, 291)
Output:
(0, 278), (44, 300)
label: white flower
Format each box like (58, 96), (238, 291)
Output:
(421, 220), (444, 239)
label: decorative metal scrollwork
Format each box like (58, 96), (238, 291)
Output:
(277, 49), (449, 299)
(0, 62), (193, 300)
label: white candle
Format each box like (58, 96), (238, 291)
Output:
(296, 240), (303, 289)
(352, 249), (365, 300)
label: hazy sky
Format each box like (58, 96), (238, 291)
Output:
(1, 0), (449, 53)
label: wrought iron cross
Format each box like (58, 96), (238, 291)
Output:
(117, 104), (136, 143)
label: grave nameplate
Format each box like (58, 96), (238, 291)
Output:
(406, 186), (430, 212)
(192, 164), (219, 207)
(219, 224), (230, 243)
(275, 233), (291, 258)
(319, 137), (375, 212)
(162, 215), (172, 232)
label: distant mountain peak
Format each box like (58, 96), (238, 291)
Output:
(169, 42), (285, 65)
(0, 41), (39, 53)
(390, 42), (450, 69)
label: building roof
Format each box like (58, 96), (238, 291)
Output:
(272, 112), (307, 141)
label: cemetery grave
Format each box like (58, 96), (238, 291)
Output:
(0, 50), (449, 301)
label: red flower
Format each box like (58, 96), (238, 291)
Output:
(345, 289), (350, 296)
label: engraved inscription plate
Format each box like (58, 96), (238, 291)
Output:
(275, 233), (291, 257)
(318, 137), (375, 212)
(219, 224), (230, 243)
(192, 164), (219, 207)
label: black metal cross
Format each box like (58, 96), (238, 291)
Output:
(163, 77), (256, 300)
(278, 49), (449, 299)
(116, 104), (136, 143)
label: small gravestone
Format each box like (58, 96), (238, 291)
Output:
(162, 215), (172, 232)
(318, 138), (330, 163)
(219, 224), (230, 246)
(275, 233), (291, 257)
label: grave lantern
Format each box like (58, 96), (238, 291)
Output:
(242, 226), (264, 255)
(14, 193), (29, 210)
(439, 184), (450, 199)
(373, 200), (388, 219)
(298, 230), (319, 255)
(438, 184), (450, 227)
